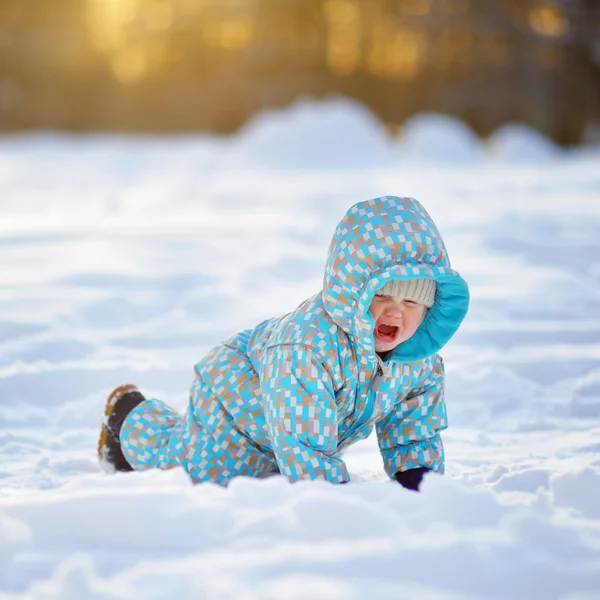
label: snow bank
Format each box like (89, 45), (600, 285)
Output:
(487, 123), (560, 163)
(227, 100), (561, 167)
(0, 100), (566, 171)
(229, 97), (394, 169)
(396, 113), (484, 164)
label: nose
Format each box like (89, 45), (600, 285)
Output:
(383, 299), (405, 316)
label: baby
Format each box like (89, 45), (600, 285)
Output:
(98, 196), (469, 490)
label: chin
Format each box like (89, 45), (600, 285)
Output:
(375, 335), (410, 353)
(375, 342), (400, 353)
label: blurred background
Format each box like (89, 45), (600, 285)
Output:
(1, 0), (599, 144)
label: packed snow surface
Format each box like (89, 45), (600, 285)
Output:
(1, 98), (600, 600)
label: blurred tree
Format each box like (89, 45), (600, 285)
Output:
(0, 0), (598, 142)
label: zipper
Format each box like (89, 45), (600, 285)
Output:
(344, 363), (383, 440)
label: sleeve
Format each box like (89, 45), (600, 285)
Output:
(259, 344), (349, 484)
(375, 354), (448, 478)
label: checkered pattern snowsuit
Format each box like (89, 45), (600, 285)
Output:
(120, 196), (469, 484)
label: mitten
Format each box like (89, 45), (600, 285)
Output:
(394, 467), (431, 491)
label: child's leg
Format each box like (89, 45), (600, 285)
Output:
(118, 377), (279, 485)
(182, 376), (280, 485)
(119, 398), (189, 471)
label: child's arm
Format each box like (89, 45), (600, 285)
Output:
(260, 344), (349, 483)
(376, 355), (447, 481)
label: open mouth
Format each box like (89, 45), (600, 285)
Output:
(375, 323), (399, 343)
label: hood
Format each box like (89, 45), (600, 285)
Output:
(322, 196), (469, 363)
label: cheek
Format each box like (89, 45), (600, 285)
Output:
(407, 310), (426, 331)
(368, 303), (381, 321)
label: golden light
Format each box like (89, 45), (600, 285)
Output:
(323, 0), (361, 75)
(144, 1), (174, 31)
(202, 20), (254, 50)
(111, 49), (147, 84)
(323, 0), (361, 25)
(401, 0), (431, 16)
(86, 0), (139, 52)
(528, 5), (569, 37)
(85, 0), (171, 84)
(367, 27), (425, 80)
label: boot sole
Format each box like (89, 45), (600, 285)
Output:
(97, 384), (139, 471)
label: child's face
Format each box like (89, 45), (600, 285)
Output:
(369, 294), (427, 353)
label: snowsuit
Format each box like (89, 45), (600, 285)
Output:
(120, 196), (470, 484)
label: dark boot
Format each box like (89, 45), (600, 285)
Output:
(98, 384), (146, 472)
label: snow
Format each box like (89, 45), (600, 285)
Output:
(1, 97), (600, 599)
(230, 97), (395, 169)
(487, 122), (561, 163)
(396, 112), (484, 164)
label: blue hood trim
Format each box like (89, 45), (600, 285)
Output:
(390, 273), (469, 362)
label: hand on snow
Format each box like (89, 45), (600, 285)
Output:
(394, 467), (431, 491)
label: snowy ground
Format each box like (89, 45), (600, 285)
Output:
(1, 100), (600, 599)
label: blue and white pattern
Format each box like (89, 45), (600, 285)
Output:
(120, 196), (470, 485)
